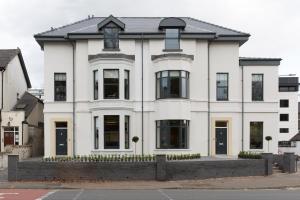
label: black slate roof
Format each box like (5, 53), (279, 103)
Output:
(35, 17), (249, 37)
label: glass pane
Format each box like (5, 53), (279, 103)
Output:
(169, 76), (180, 97)
(162, 71), (168, 77)
(156, 78), (160, 98)
(166, 29), (179, 38)
(124, 70), (129, 100)
(216, 121), (227, 127)
(104, 28), (119, 49)
(250, 122), (263, 149)
(104, 70), (119, 99)
(125, 116), (130, 149)
(181, 78), (187, 98)
(104, 116), (119, 149)
(93, 70), (98, 100)
(94, 117), (99, 149)
(170, 71), (180, 77)
(252, 74), (263, 101)
(104, 70), (119, 78)
(166, 39), (180, 49)
(56, 122), (67, 128)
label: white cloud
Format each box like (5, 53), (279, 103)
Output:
(0, 0), (299, 87)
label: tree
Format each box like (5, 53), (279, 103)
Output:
(265, 136), (272, 152)
(132, 136), (139, 155)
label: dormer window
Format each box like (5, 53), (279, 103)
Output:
(104, 27), (119, 50)
(97, 15), (125, 51)
(165, 29), (180, 50)
(159, 17), (186, 51)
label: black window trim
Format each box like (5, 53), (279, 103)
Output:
(155, 70), (189, 100)
(54, 72), (67, 102)
(124, 70), (130, 100)
(216, 72), (229, 101)
(164, 28), (181, 51)
(103, 69), (120, 99)
(156, 119), (189, 149)
(250, 121), (264, 150)
(279, 128), (289, 133)
(252, 73), (264, 101)
(94, 116), (99, 149)
(280, 99), (289, 108)
(280, 114), (289, 121)
(103, 27), (120, 50)
(93, 70), (99, 100)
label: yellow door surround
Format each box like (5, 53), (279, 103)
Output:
(50, 118), (73, 157)
(210, 117), (232, 156)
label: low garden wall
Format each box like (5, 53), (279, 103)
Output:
(8, 154), (271, 181)
(8, 153), (297, 181)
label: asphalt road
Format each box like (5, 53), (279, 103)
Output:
(41, 189), (300, 200)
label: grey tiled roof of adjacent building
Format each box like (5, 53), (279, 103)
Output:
(0, 49), (20, 68)
(290, 133), (300, 141)
(35, 16), (249, 37)
(239, 57), (282, 66)
(13, 92), (43, 118)
(0, 49), (31, 88)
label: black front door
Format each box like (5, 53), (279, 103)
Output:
(216, 127), (227, 155)
(56, 128), (67, 155)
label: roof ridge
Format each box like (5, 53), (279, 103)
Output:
(187, 17), (250, 36)
(24, 91), (43, 103)
(35, 17), (97, 36)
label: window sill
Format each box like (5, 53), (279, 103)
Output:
(154, 149), (191, 151)
(92, 149), (133, 152)
(102, 48), (120, 52)
(163, 49), (183, 52)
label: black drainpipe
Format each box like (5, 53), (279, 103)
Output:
(207, 41), (211, 156)
(0, 70), (4, 152)
(241, 65), (244, 151)
(141, 33), (144, 155)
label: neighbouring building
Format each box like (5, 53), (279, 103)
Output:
(278, 77), (299, 142)
(35, 15), (282, 157)
(0, 49), (44, 155)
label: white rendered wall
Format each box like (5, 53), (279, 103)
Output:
(43, 38), (280, 156)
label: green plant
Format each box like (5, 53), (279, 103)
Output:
(238, 151), (262, 159)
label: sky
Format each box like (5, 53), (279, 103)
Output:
(0, 0), (299, 88)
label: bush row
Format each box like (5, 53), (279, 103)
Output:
(42, 153), (201, 162)
(238, 151), (262, 159)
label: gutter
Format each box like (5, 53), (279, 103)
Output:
(207, 41), (211, 156)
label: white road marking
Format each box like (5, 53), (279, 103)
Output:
(36, 190), (58, 200)
(72, 189), (84, 200)
(158, 189), (174, 200)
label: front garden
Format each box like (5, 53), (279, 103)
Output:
(42, 153), (201, 162)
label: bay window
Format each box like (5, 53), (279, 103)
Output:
(156, 70), (189, 99)
(156, 120), (189, 149)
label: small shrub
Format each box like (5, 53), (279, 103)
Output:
(238, 151), (262, 159)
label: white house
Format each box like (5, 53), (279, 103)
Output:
(35, 16), (281, 157)
(0, 49), (43, 154)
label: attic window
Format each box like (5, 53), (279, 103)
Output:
(104, 26), (119, 50)
(165, 29), (180, 50)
